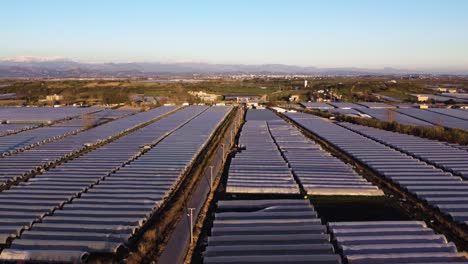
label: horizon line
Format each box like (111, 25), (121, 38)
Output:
(1, 56), (468, 73)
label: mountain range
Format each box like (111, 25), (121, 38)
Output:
(0, 58), (466, 78)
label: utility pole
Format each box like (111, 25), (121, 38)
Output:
(188, 207), (195, 244)
(209, 165), (214, 189)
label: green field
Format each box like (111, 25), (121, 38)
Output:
(0, 76), (464, 106)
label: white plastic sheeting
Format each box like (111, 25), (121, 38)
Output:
(286, 112), (468, 226)
(357, 108), (434, 127)
(300, 102), (334, 110)
(0, 106), (232, 263)
(427, 108), (468, 122)
(0, 109), (137, 154)
(0, 121), (83, 154)
(327, 109), (363, 117)
(0, 123), (38, 137)
(327, 102), (367, 109)
(203, 199), (342, 264)
(245, 109), (280, 121)
(267, 119), (383, 196)
(0, 107), (202, 249)
(356, 102), (395, 109)
(395, 108), (468, 130)
(0, 106), (177, 186)
(340, 123), (468, 179)
(226, 120), (300, 194)
(0, 106), (102, 124)
(49, 109), (138, 128)
(329, 221), (468, 264)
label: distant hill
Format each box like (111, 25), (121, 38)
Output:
(0, 58), (466, 78)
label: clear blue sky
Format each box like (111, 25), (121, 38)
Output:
(2, 0), (468, 70)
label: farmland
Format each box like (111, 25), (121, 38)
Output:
(3, 0), (468, 262)
(0, 79), (468, 263)
(1, 76), (465, 106)
(190, 108), (468, 264)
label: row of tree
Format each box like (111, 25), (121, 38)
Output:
(299, 108), (468, 145)
(342, 115), (468, 145)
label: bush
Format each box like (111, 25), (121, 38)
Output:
(342, 116), (468, 145)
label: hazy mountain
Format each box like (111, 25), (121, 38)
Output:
(0, 58), (466, 78)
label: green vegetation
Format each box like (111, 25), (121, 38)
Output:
(1, 80), (194, 105)
(341, 115), (468, 145)
(293, 107), (468, 145)
(0, 76), (465, 107)
(0, 78), (302, 105)
(299, 108), (333, 119)
(329, 80), (434, 102)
